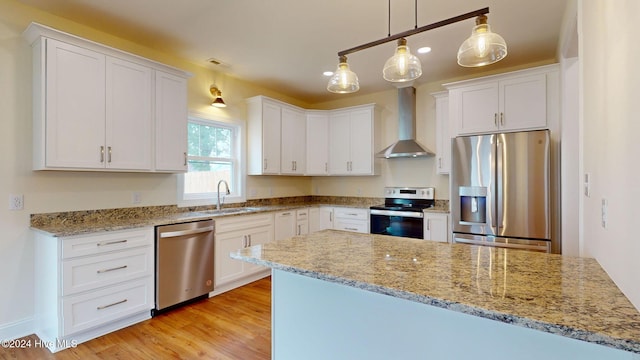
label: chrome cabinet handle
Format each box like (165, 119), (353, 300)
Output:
(97, 299), (127, 310)
(325, 163), (328, 173)
(183, 152), (187, 166)
(100, 146), (105, 163)
(248, 234), (252, 246)
(345, 227), (358, 231)
(97, 239), (127, 247)
(97, 265), (127, 274)
(108, 146), (112, 163)
(297, 225), (301, 235)
(500, 112), (504, 126)
(494, 113), (498, 127)
(426, 219), (431, 231)
(243, 235), (247, 248)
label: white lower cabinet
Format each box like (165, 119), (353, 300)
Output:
(318, 206), (335, 230)
(34, 228), (154, 352)
(274, 210), (296, 241)
(424, 213), (450, 242)
(214, 213), (274, 293)
(296, 208), (309, 235)
(333, 207), (370, 234)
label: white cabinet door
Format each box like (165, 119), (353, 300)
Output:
(44, 39), (106, 169)
(306, 112), (329, 175)
(424, 213), (449, 243)
(154, 71), (188, 172)
(281, 107), (306, 175)
(319, 207), (334, 230)
(262, 101), (282, 174)
(247, 97), (282, 175)
(349, 108), (374, 175)
(274, 210), (296, 241)
(243, 224), (274, 275)
(454, 82), (499, 135)
(499, 74), (547, 131)
(214, 230), (247, 286)
(308, 207), (320, 233)
(105, 57), (152, 170)
(433, 92), (450, 174)
(328, 111), (351, 174)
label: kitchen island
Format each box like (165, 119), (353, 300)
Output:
(231, 230), (640, 360)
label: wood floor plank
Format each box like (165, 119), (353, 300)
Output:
(0, 277), (271, 360)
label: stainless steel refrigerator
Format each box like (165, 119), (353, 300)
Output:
(450, 130), (551, 252)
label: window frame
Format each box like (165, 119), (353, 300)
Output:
(177, 113), (245, 208)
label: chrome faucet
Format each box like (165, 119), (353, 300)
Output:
(217, 180), (230, 211)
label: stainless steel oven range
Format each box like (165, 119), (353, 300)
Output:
(370, 187), (434, 239)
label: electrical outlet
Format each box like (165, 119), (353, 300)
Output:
(9, 194), (24, 210)
(132, 192), (142, 204)
(584, 173), (591, 197)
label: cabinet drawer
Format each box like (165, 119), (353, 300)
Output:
(62, 247), (153, 296)
(215, 213), (273, 234)
(62, 278), (152, 336)
(334, 207), (368, 221)
(61, 228), (153, 259)
(334, 220), (369, 233)
(296, 208), (308, 220)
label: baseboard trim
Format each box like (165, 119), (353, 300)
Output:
(0, 317), (35, 342)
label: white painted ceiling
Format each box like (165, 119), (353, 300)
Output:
(18, 0), (569, 103)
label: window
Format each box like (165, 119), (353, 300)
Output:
(178, 115), (244, 207)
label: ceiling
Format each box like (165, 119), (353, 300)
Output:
(19, 0), (569, 104)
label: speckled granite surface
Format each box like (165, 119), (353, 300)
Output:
(29, 196), (395, 237)
(231, 230), (640, 354)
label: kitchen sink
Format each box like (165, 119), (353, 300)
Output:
(195, 207), (266, 216)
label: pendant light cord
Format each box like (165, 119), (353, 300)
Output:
(414, 0), (418, 29)
(388, 0), (391, 37)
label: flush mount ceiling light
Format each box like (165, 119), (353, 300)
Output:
(327, 4), (506, 94)
(210, 86), (226, 108)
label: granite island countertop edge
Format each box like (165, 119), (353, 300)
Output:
(230, 238), (640, 355)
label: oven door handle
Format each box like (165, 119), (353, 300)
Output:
(370, 209), (424, 218)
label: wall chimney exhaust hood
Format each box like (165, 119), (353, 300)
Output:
(376, 86), (435, 158)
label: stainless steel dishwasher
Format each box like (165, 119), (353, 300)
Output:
(154, 219), (215, 315)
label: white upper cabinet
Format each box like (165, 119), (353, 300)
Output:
(433, 91), (450, 174)
(247, 96), (282, 175)
(106, 57), (153, 171)
(329, 105), (379, 176)
(305, 111), (329, 175)
(37, 39), (107, 169)
(24, 23), (190, 172)
(154, 71), (188, 172)
(446, 64), (559, 136)
(247, 96), (378, 176)
(281, 107), (306, 175)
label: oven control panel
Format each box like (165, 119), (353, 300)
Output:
(384, 187), (434, 200)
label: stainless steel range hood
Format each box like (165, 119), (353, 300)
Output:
(376, 86), (435, 158)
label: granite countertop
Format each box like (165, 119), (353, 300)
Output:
(231, 230), (640, 354)
(30, 196), (420, 237)
(30, 204), (302, 237)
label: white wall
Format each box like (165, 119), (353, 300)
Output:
(580, 0), (640, 309)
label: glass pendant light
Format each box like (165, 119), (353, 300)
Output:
(327, 56), (359, 93)
(383, 38), (422, 83)
(457, 14), (507, 67)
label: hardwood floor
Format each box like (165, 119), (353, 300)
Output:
(0, 277), (271, 360)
